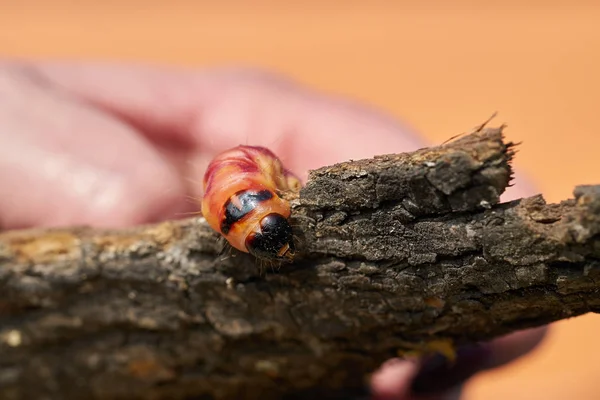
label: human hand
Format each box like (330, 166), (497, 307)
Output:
(0, 61), (546, 399)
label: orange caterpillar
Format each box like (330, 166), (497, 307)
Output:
(201, 146), (302, 262)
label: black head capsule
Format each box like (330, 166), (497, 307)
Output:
(245, 213), (295, 262)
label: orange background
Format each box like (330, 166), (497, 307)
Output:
(1, 1), (599, 398)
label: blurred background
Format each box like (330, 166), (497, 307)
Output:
(1, 1), (598, 398)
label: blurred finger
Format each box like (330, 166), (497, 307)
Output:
(371, 358), (418, 399)
(0, 65), (190, 229)
(25, 62), (542, 208)
(370, 325), (546, 399)
(26, 62), (426, 180)
(486, 326), (548, 369)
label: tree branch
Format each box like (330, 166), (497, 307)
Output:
(1, 127), (599, 399)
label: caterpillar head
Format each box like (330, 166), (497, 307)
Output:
(245, 213), (295, 262)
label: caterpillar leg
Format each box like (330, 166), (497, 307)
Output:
(284, 171), (302, 194)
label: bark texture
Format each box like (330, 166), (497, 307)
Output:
(1, 126), (599, 400)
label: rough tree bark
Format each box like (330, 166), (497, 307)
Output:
(1, 126), (599, 400)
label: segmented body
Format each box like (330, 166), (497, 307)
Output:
(201, 146), (301, 261)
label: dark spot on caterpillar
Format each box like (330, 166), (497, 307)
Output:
(221, 190), (273, 234)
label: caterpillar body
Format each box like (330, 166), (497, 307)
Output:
(201, 146), (302, 262)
